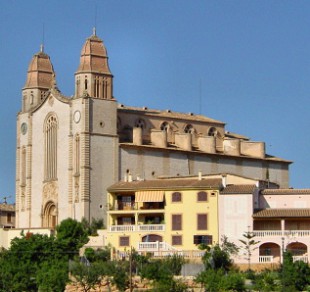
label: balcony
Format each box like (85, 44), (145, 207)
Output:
(258, 255), (308, 264)
(109, 224), (165, 232)
(109, 202), (165, 212)
(253, 230), (310, 238)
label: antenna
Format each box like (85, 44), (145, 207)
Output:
(41, 23), (45, 52)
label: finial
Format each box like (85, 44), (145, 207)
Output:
(93, 27), (96, 36)
(40, 44), (44, 53)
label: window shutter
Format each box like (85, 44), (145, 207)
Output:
(197, 214), (208, 230)
(172, 214), (182, 230)
(172, 192), (182, 202)
(197, 191), (208, 202)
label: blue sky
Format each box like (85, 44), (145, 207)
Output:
(1, 1), (310, 203)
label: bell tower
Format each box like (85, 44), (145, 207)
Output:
(22, 45), (55, 112)
(75, 28), (113, 99)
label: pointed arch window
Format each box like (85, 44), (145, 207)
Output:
(74, 134), (80, 175)
(84, 76), (88, 90)
(21, 147), (26, 186)
(94, 76), (100, 98)
(44, 114), (58, 180)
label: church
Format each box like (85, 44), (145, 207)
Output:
(15, 30), (291, 228)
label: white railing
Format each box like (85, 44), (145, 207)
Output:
(284, 230), (310, 237)
(109, 224), (165, 232)
(259, 256), (274, 263)
(293, 256), (308, 263)
(137, 224), (165, 232)
(109, 225), (135, 232)
(253, 230), (283, 237)
(137, 241), (178, 252)
(253, 230), (310, 238)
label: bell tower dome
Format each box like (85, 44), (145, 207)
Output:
(22, 45), (55, 112)
(75, 28), (114, 99)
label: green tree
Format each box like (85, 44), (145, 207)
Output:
(70, 261), (105, 292)
(56, 218), (89, 259)
(36, 260), (69, 292)
(84, 245), (111, 263)
(196, 269), (245, 292)
(279, 252), (310, 291)
(81, 217), (105, 236)
(239, 230), (260, 271)
(0, 233), (67, 291)
(253, 270), (280, 292)
(200, 236), (239, 272)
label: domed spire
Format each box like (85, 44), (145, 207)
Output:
(24, 47), (55, 90)
(75, 30), (114, 100)
(76, 31), (112, 75)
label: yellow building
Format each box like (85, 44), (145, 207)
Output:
(106, 176), (221, 255)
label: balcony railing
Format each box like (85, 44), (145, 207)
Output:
(293, 256), (308, 263)
(109, 224), (165, 232)
(137, 224), (165, 232)
(109, 225), (135, 232)
(137, 241), (177, 252)
(259, 256), (274, 263)
(109, 204), (166, 211)
(253, 230), (310, 238)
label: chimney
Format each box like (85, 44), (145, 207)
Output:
(222, 174), (227, 188)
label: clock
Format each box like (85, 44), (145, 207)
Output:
(73, 110), (81, 123)
(21, 123), (27, 135)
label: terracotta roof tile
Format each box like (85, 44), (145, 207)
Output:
(261, 189), (310, 195)
(118, 105), (225, 125)
(108, 178), (222, 192)
(221, 184), (257, 194)
(253, 208), (310, 218)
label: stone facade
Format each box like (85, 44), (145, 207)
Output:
(15, 30), (291, 228)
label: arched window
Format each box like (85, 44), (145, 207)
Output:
(43, 202), (57, 228)
(21, 147), (26, 186)
(74, 134), (80, 175)
(208, 127), (217, 137)
(160, 121), (169, 132)
(84, 76), (88, 90)
(44, 114), (58, 180)
(94, 76), (100, 98)
(184, 124), (195, 134)
(102, 77), (108, 99)
(74, 135), (80, 175)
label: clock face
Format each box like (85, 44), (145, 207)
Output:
(73, 110), (81, 123)
(21, 123), (27, 135)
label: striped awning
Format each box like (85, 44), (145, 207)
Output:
(135, 191), (164, 202)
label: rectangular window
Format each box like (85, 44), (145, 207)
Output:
(119, 236), (130, 247)
(197, 191), (208, 202)
(172, 235), (182, 246)
(197, 214), (208, 230)
(193, 235), (213, 245)
(172, 214), (182, 230)
(7, 213), (12, 224)
(171, 192), (182, 202)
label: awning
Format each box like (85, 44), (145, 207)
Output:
(135, 191), (164, 202)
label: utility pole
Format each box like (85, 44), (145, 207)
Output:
(129, 246), (133, 292)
